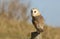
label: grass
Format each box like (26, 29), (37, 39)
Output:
(0, 15), (60, 39)
(0, 15), (35, 39)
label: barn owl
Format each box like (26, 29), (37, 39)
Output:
(31, 8), (45, 33)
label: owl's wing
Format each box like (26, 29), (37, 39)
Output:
(32, 19), (40, 31)
(32, 19), (36, 26)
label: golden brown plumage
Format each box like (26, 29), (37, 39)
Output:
(31, 8), (45, 33)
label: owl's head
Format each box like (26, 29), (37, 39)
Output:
(31, 8), (40, 17)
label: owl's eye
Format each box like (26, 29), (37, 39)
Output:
(34, 11), (36, 13)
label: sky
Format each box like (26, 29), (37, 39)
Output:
(0, 0), (60, 26)
(31, 0), (60, 26)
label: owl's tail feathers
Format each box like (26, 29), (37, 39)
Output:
(36, 28), (44, 34)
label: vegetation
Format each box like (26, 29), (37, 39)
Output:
(0, 0), (60, 39)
